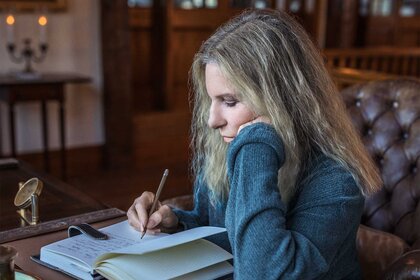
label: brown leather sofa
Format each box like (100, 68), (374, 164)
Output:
(163, 79), (420, 280)
(342, 79), (420, 279)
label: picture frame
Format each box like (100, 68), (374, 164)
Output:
(0, 0), (67, 12)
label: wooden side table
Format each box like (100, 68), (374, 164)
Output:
(329, 67), (400, 90)
(0, 73), (91, 179)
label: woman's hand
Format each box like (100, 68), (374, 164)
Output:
(238, 115), (271, 134)
(127, 191), (179, 234)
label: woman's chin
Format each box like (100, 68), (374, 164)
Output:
(223, 137), (234, 143)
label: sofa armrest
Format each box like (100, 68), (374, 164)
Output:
(383, 249), (420, 279)
(357, 224), (410, 279)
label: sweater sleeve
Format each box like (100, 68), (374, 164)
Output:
(225, 123), (363, 279)
(172, 176), (210, 230)
(172, 177), (232, 253)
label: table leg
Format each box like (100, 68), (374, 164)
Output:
(0, 105), (2, 157)
(9, 102), (16, 158)
(41, 100), (50, 173)
(59, 98), (66, 180)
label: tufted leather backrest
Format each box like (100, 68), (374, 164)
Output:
(341, 79), (420, 246)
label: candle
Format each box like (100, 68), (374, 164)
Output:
(38, 15), (48, 44)
(6, 14), (15, 44)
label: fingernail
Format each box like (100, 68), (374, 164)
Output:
(141, 222), (145, 232)
(148, 219), (157, 228)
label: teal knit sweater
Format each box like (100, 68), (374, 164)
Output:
(174, 123), (364, 279)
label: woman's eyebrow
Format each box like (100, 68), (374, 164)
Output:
(216, 93), (237, 99)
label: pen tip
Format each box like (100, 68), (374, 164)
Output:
(164, 169), (169, 176)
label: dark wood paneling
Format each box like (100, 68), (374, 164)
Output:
(326, 0), (359, 48)
(129, 7), (162, 112)
(395, 17), (420, 47)
(131, 29), (154, 111)
(164, 1), (238, 111)
(133, 111), (191, 168)
(101, 0), (133, 169)
(364, 16), (396, 46)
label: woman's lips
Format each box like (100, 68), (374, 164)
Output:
(223, 136), (234, 142)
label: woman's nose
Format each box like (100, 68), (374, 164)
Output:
(208, 104), (224, 129)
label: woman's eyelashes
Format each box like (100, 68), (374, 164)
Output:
(224, 100), (238, 107)
(222, 97), (239, 107)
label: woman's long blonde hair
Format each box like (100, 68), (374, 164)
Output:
(190, 9), (381, 203)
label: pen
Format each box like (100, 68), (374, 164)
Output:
(141, 169), (169, 239)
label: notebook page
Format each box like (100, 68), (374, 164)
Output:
(172, 261), (233, 280)
(95, 239), (233, 280)
(41, 220), (167, 267)
(109, 226), (227, 256)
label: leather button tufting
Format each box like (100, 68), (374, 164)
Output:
(341, 79), (420, 280)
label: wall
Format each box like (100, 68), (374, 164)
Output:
(0, 0), (103, 154)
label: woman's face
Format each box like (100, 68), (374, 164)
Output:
(205, 63), (255, 143)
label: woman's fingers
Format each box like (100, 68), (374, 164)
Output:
(127, 192), (179, 234)
(127, 191), (155, 232)
(147, 204), (178, 231)
(127, 204), (142, 231)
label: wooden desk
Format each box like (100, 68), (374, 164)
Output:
(0, 160), (124, 243)
(3, 216), (126, 280)
(0, 73), (91, 179)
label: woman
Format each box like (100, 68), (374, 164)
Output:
(127, 9), (381, 279)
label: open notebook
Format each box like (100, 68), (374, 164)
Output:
(35, 220), (233, 280)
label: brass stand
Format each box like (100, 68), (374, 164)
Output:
(14, 178), (43, 226)
(16, 194), (40, 225)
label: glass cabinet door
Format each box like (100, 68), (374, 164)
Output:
(174, 0), (219, 9)
(399, 0), (419, 17)
(128, 0), (152, 8)
(230, 0), (270, 8)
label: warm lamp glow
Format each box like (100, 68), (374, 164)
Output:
(38, 15), (47, 26)
(6, 14), (15, 44)
(6, 15), (15, 25)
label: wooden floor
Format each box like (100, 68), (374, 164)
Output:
(15, 154), (193, 213)
(15, 111), (194, 212)
(67, 161), (193, 212)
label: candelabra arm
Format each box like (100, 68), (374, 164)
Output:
(32, 43), (48, 63)
(6, 39), (48, 73)
(6, 43), (24, 63)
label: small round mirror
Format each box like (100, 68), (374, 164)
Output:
(14, 178), (43, 208)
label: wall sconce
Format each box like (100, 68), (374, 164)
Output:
(5, 12), (49, 76)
